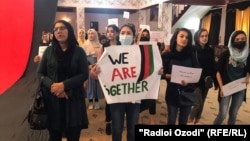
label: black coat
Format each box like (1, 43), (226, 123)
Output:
(37, 46), (89, 130)
(162, 50), (198, 106)
(193, 45), (216, 87)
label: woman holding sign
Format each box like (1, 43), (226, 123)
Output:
(213, 30), (250, 125)
(111, 23), (139, 141)
(91, 23), (163, 141)
(161, 28), (199, 125)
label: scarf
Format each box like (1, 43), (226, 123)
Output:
(228, 46), (248, 67)
(227, 31), (249, 67)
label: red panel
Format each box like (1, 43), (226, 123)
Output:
(0, 1), (34, 95)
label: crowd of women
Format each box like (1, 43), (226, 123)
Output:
(35, 19), (249, 141)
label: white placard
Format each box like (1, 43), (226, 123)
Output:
(222, 77), (247, 97)
(38, 46), (48, 58)
(139, 24), (150, 32)
(97, 42), (162, 104)
(123, 11), (130, 19)
(108, 18), (118, 27)
(150, 31), (164, 42)
(170, 65), (202, 84)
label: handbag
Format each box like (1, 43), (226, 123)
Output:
(178, 88), (198, 106)
(27, 83), (47, 130)
(204, 76), (213, 88)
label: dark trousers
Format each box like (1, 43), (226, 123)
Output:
(48, 127), (81, 141)
(139, 99), (156, 114)
(105, 102), (111, 122)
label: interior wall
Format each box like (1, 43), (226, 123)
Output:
(145, 7), (159, 31)
(85, 12), (139, 34)
(55, 7), (163, 35)
(55, 11), (77, 37)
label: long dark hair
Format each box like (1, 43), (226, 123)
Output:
(120, 23), (136, 36)
(107, 24), (120, 43)
(51, 20), (78, 61)
(170, 28), (193, 55)
(194, 28), (209, 46)
(162, 28), (193, 59)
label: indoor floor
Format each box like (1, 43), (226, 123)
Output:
(66, 80), (250, 141)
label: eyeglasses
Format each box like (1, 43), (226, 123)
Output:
(53, 26), (67, 32)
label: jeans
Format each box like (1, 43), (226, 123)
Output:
(167, 104), (191, 125)
(213, 90), (245, 125)
(110, 103), (140, 141)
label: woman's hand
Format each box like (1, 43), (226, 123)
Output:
(158, 67), (164, 75)
(83, 80), (88, 91)
(180, 80), (188, 86)
(55, 91), (68, 99)
(219, 89), (224, 97)
(33, 55), (40, 64)
(90, 64), (101, 80)
(51, 82), (64, 95)
(245, 77), (249, 85)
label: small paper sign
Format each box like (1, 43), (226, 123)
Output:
(123, 11), (130, 19)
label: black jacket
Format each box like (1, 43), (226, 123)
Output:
(37, 46), (89, 130)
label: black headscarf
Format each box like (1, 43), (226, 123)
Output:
(51, 20), (79, 80)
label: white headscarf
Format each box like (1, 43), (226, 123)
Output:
(82, 29), (101, 56)
(227, 30), (249, 67)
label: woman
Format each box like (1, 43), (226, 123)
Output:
(213, 30), (250, 125)
(137, 28), (157, 125)
(77, 29), (85, 47)
(91, 23), (163, 141)
(82, 28), (103, 110)
(37, 20), (89, 141)
(162, 28), (198, 125)
(102, 24), (121, 135)
(188, 29), (216, 125)
(110, 23), (139, 141)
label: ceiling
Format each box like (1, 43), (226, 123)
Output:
(169, 0), (247, 6)
(84, 8), (137, 14)
(172, 5), (213, 32)
(171, 0), (248, 31)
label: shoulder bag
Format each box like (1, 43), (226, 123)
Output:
(27, 82), (47, 130)
(178, 88), (198, 106)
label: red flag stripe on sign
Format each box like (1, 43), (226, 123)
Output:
(137, 44), (154, 82)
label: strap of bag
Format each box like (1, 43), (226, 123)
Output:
(195, 50), (200, 66)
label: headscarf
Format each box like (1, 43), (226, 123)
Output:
(82, 29), (101, 56)
(227, 30), (249, 67)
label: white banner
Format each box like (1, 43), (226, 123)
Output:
(97, 42), (162, 104)
(171, 65), (202, 84)
(222, 77), (247, 97)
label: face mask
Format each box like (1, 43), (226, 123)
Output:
(119, 35), (133, 45)
(140, 37), (150, 41)
(232, 41), (246, 50)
